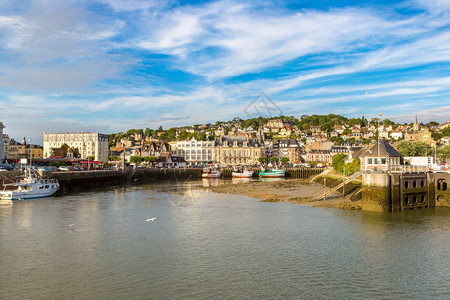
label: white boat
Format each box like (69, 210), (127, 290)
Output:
(202, 167), (221, 178)
(0, 170), (59, 200)
(232, 167), (254, 178)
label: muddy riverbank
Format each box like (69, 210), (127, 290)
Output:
(205, 177), (362, 210)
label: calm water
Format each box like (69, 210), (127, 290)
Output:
(1, 180), (449, 299)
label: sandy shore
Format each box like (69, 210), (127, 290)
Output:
(204, 178), (362, 210)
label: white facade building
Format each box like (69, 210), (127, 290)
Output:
(43, 132), (109, 162)
(176, 137), (215, 165)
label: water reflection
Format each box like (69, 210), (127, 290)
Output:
(202, 178), (220, 187)
(231, 177), (252, 184)
(259, 177), (285, 183)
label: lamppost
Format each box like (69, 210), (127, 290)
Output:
(28, 138), (32, 168)
(377, 112), (383, 171)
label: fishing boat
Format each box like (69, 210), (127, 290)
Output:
(202, 167), (221, 178)
(232, 166), (254, 178)
(258, 168), (286, 178)
(0, 170), (59, 200)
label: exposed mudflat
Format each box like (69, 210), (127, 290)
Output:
(205, 178), (361, 210)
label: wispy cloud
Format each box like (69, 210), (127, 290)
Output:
(0, 0), (449, 142)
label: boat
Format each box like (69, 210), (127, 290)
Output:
(258, 168), (286, 178)
(202, 167), (221, 178)
(232, 166), (254, 178)
(0, 169), (59, 200)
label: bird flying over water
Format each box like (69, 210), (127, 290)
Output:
(146, 217), (157, 222)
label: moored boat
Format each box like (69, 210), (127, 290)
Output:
(0, 170), (59, 200)
(232, 166), (254, 178)
(258, 168), (286, 178)
(202, 167), (221, 178)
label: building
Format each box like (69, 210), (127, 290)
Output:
(0, 122), (4, 163)
(176, 138), (215, 165)
(43, 132), (109, 162)
(356, 139), (402, 171)
(214, 135), (265, 165)
(404, 115), (436, 146)
(3, 137), (43, 161)
(305, 149), (332, 165)
(141, 141), (170, 157)
(156, 153), (187, 168)
(272, 139), (303, 163)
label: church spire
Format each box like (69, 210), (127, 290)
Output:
(413, 114), (419, 131)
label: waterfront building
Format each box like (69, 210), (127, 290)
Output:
(156, 153), (187, 168)
(214, 135), (265, 165)
(0, 122), (4, 163)
(176, 137), (214, 165)
(304, 149), (332, 165)
(43, 132), (109, 162)
(275, 139), (303, 163)
(4, 137), (43, 161)
(356, 139), (402, 171)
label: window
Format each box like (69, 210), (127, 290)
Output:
(368, 158), (373, 164)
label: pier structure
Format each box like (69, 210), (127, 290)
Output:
(361, 169), (449, 212)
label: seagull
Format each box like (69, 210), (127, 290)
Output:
(68, 224), (74, 227)
(364, 91), (368, 95)
(146, 217), (157, 222)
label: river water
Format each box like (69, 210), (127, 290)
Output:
(1, 180), (449, 299)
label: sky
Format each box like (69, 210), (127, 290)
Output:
(1, 0), (450, 144)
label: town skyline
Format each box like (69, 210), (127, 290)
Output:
(1, 0), (450, 143)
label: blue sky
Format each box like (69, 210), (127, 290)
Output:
(1, 0), (450, 143)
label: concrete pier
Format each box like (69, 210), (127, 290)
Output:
(361, 171), (449, 212)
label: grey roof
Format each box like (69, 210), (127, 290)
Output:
(355, 139), (401, 158)
(215, 135), (263, 147)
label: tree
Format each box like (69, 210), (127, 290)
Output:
(86, 156), (95, 161)
(258, 156), (268, 164)
(344, 158), (360, 175)
(396, 141), (433, 156)
(331, 153), (347, 173)
(270, 157), (279, 164)
(438, 144), (450, 163)
(281, 157), (289, 164)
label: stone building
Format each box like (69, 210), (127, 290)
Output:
(214, 135), (265, 165)
(404, 115), (436, 146)
(43, 132), (109, 162)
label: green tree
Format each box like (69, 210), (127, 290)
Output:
(344, 158), (360, 175)
(438, 144), (450, 163)
(332, 153), (347, 173)
(258, 156), (268, 164)
(397, 141), (433, 156)
(281, 157), (289, 164)
(270, 157), (279, 164)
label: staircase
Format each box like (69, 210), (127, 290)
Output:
(315, 172), (362, 200)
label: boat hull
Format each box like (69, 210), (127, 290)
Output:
(258, 170), (286, 178)
(202, 174), (221, 178)
(0, 189), (58, 200)
(232, 172), (253, 178)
